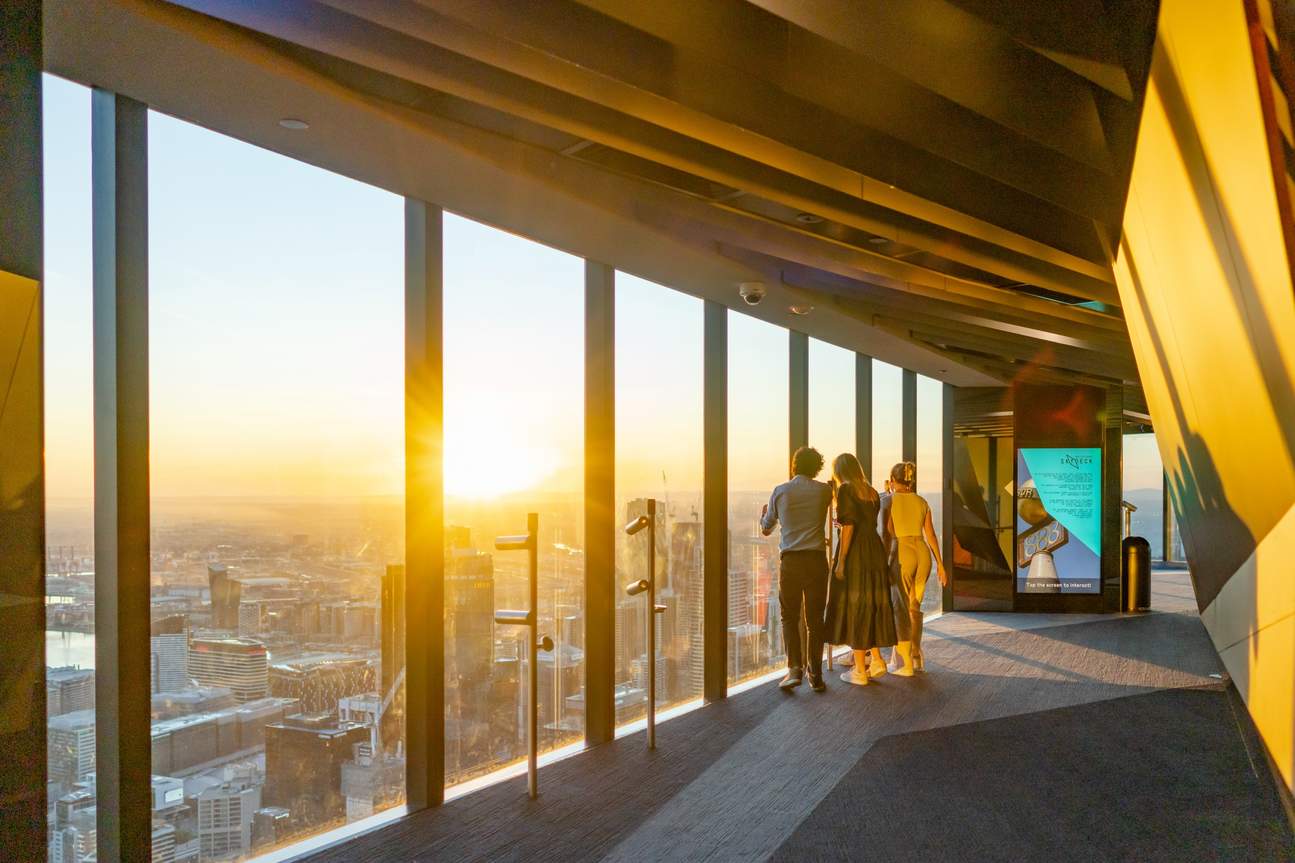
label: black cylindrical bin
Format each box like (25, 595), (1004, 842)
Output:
(1122, 536), (1151, 612)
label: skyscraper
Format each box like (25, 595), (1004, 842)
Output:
(208, 563), (242, 630)
(263, 713), (370, 832)
(189, 637), (269, 703)
(46, 667), (94, 717)
(268, 655), (377, 714)
(379, 564), (405, 755)
(150, 614), (189, 694)
(194, 779), (260, 861)
(47, 709), (95, 790)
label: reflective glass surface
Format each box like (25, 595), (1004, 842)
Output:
(727, 312), (788, 685)
(614, 274), (704, 725)
(148, 111), (405, 860)
(442, 214), (585, 786)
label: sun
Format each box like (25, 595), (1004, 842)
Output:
(441, 419), (559, 500)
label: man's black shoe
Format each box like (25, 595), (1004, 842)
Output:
(779, 670), (803, 690)
(809, 675), (826, 692)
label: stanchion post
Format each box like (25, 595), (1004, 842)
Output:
(495, 512), (550, 799)
(625, 499), (664, 749)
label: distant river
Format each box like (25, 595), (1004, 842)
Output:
(47, 630), (95, 669)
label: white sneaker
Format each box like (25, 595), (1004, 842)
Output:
(840, 670), (870, 686)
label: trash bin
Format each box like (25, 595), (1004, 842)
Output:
(1122, 536), (1151, 612)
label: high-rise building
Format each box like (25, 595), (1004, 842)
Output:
(152, 820), (177, 863)
(151, 614), (190, 694)
(238, 601), (265, 637)
(670, 520), (706, 699)
(446, 528), (494, 685)
(208, 563), (241, 630)
(340, 744), (404, 823)
(263, 713), (370, 832)
(189, 638), (269, 703)
(47, 709), (96, 790)
(46, 667), (94, 717)
(268, 655), (377, 714)
(379, 564), (405, 755)
(49, 808), (96, 863)
(195, 779), (260, 862)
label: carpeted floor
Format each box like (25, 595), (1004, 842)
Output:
(299, 572), (1293, 862)
(770, 688), (1294, 862)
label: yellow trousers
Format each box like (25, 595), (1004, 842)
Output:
(896, 536), (931, 654)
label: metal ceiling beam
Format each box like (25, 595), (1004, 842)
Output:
(235, 0), (1128, 303)
(709, 236), (1126, 338)
(324, 0), (1120, 276)
(561, 0), (1123, 228)
(701, 228), (1128, 342)
(872, 316), (1139, 381)
(745, 0), (1114, 170)
(51, 0), (1001, 386)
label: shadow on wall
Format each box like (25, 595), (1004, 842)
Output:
(1119, 243), (1255, 616)
(1120, 37), (1295, 613)
(1115, 4), (1295, 797)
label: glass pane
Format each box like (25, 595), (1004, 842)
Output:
(149, 111), (405, 860)
(872, 360), (903, 486)
(614, 274), (704, 726)
(442, 213), (584, 787)
(916, 375), (944, 617)
(44, 75), (98, 863)
(727, 312), (788, 685)
(808, 340), (854, 473)
(1123, 433), (1170, 558)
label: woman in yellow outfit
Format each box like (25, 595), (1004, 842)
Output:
(886, 462), (948, 674)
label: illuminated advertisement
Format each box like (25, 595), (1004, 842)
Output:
(1015, 447), (1102, 594)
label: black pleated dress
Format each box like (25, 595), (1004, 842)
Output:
(826, 483), (898, 650)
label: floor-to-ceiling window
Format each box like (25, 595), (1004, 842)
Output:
(1124, 433), (1179, 559)
(43, 75), (98, 863)
(614, 274), (704, 725)
(442, 214), (585, 787)
(727, 312), (789, 685)
(871, 360), (903, 486)
(916, 375), (944, 617)
(808, 340), (855, 474)
(149, 111), (405, 859)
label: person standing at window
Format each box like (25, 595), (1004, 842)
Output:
(826, 453), (896, 685)
(761, 447), (833, 692)
(887, 461), (948, 672)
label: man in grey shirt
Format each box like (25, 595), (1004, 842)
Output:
(760, 446), (833, 691)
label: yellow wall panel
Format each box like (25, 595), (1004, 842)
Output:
(1114, 0), (1295, 793)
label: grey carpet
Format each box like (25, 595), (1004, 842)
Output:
(770, 688), (1295, 863)
(301, 596), (1273, 863)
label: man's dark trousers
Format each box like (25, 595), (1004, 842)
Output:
(780, 549), (829, 677)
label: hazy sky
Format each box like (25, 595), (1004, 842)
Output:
(41, 74), (1165, 504)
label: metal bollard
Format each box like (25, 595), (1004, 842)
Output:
(494, 513), (552, 799)
(624, 499), (665, 749)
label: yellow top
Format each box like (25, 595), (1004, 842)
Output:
(890, 492), (929, 537)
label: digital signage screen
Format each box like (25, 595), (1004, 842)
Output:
(1015, 447), (1102, 594)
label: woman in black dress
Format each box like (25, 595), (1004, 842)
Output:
(826, 452), (897, 685)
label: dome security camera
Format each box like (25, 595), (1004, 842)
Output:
(738, 281), (767, 306)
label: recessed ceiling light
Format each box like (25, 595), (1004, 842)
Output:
(867, 236), (889, 245)
(788, 304), (813, 316)
(278, 118), (309, 130)
(794, 212), (823, 224)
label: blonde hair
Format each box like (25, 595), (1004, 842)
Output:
(890, 461), (917, 488)
(832, 452), (867, 488)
